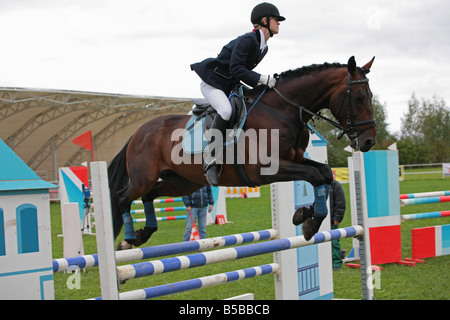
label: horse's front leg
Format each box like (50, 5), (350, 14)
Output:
(275, 158), (332, 240)
(301, 158), (333, 184)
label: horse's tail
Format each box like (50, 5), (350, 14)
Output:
(107, 138), (131, 239)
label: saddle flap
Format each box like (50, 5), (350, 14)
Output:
(183, 86), (248, 155)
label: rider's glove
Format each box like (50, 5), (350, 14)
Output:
(258, 74), (277, 89)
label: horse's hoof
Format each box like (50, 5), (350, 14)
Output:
(134, 227), (158, 247)
(302, 216), (325, 241)
(292, 206), (313, 226)
(117, 240), (133, 251)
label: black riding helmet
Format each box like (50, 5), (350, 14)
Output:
(251, 2), (285, 37)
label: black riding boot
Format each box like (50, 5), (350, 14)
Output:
(204, 114), (229, 186)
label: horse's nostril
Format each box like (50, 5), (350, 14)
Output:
(362, 138), (375, 151)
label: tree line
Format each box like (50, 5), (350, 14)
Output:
(313, 93), (450, 167)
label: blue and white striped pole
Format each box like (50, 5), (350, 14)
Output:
(91, 263), (280, 300)
(117, 226), (363, 281)
(52, 229), (279, 272)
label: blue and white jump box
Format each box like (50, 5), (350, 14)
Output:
(0, 139), (57, 300)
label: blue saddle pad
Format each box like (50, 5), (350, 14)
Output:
(182, 115), (209, 154)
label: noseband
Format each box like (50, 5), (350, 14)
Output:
(272, 72), (376, 142)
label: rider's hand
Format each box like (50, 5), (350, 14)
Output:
(258, 74), (277, 89)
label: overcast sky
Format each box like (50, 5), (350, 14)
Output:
(1, 0), (449, 134)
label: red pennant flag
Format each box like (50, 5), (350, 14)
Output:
(72, 130), (94, 161)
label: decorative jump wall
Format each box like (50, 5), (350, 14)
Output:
(0, 139), (56, 300)
(411, 224), (450, 260)
(347, 150), (403, 266)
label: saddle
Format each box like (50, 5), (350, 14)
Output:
(181, 85), (258, 187)
(182, 86), (248, 155)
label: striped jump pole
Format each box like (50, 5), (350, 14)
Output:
(130, 206), (186, 214)
(399, 190), (450, 200)
(130, 199), (187, 222)
(132, 198), (183, 205)
(400, 195), (450, 206)
(92, 263), (280, 300)
(401, 210), (450, 221)
(133, 215), (187, 223)
(116, 226), (363, 282)
(52, 229), (279, 273)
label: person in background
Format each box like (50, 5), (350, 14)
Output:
(329, 179), (346, 270)
(182, 186), (214, 241)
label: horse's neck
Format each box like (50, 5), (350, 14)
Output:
(245, 69), (345, 129)
(281, 70), (345, 118)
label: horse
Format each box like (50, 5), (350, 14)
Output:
(108, 56), (377, 249)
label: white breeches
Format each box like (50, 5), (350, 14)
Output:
(200, 81), (232, 121)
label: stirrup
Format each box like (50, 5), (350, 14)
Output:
(203, 159), (218, 174)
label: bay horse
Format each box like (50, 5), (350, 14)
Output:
(108, 56), (377, 249)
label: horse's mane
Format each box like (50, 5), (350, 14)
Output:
(278, 62), (346, 81)
(248, 62), (360, 95)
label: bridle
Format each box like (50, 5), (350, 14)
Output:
(334, 73), (376, 140)
(272, 71), (376, 143)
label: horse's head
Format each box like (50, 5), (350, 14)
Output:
(330, 56), (377, 152)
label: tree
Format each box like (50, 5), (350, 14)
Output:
(370, 96), (395, 149)
(398, 93), (450, 164)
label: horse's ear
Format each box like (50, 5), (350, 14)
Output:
(347, 56), (357, 77)
(362, 56), (375, 74)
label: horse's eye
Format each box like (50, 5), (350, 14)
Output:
(354, 95), (364, 103)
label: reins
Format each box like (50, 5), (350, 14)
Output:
(269, 72), (376, 141)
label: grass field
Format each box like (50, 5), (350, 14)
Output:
(52, 171), (449, 300)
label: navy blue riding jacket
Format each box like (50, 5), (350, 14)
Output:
(191, 30), (268, 94)
(182, 186), (215, 209)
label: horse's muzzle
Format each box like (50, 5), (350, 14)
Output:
(350, 136), (375, 152)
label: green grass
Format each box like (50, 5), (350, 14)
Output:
(52, 174), (450, 300)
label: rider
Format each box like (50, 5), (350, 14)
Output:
(190, 2), (285, 186)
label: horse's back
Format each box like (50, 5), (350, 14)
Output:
(132, 114), (190, 143)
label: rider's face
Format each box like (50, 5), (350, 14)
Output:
(269, 17), (280, 34)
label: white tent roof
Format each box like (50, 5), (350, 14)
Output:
(0, 87), (193, 181)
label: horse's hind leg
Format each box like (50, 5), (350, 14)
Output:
(128, 192), (159, 248)
(116, 191), (160, 250)
(119, 172), (205, 249)
(116, 186), (147, 250)
(117, 171), (159, 248)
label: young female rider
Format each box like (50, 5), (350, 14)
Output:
(190, 2), (285, 186)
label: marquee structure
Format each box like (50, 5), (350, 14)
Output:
(0, 87), (193, 181)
